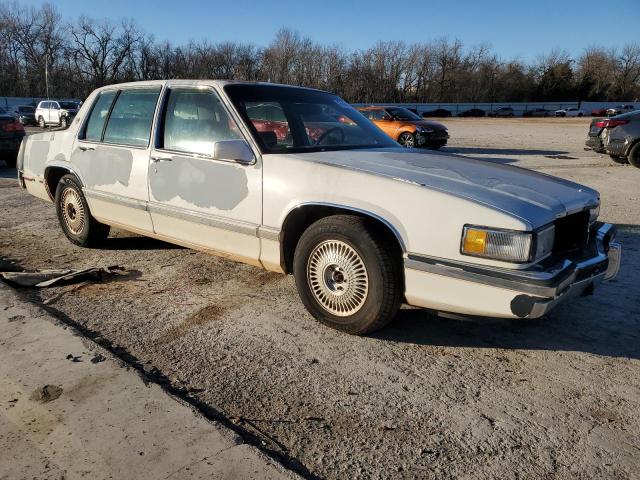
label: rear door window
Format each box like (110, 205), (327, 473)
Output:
(160, 89), (242, 156)
(83, 91), (117, 142)
(103, 89), (161, 147)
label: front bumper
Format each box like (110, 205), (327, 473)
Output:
(415, 130), (449, 147)
(404, 223), (621, 319)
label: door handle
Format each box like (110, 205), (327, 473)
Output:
(79, 145), (95, 151)
(151, 156), (172, 163)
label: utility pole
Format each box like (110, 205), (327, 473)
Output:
(45, 53), (50, 100)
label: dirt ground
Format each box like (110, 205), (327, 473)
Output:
(1, 118), (639, 479)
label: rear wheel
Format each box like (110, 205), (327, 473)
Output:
(55, 174), (110, 247)
(293, 215), (402, 335)
(628, 143), (640, 169)
(397, 132), (415, 148)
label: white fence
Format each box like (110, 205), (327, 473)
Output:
(353, 101), (640, 117)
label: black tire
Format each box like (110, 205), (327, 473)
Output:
(55, 174), (110, 247)
(397, 132), (415, 148)
(293, 215), (402, 335)
(609, 154), (628, 164)
(38, 116), (46, 128)
(578, 112), (584, 117)
(628, 143), (640, 169)
(60, 116), (68, 129)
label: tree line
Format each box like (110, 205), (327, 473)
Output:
(1, 2), (639, 103)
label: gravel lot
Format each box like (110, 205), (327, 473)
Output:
(1, 118), (639, 479)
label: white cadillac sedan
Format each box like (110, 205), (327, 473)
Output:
(17, 80), (621, 334)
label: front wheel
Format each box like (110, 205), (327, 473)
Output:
(398, 132), (415, 148)
(60, 116), (68, 129)
(38, 116), (46, 128)
(55, 174), (110, 247)
(293, 215), (402, 335)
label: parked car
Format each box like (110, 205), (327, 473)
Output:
(35, 100), (80, 129)
(555, 107), (584, 117)
(523, 108), (551, 117)
(602, 111), (640, 167)
(12, 105), (37, 126)
(606, 105), (635, 116)
(358, 106), (449, 149)
(17, 80), (621, 335)
(487, 107), (514, 117)
(591, 108), (608, 116)
(421, 108), (452, 118)
(457, 108), (485, 117)
(0, 106), (25, 168)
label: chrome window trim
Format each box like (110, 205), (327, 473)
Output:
(153, 84), (257, 166)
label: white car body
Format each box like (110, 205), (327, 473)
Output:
(35, 100), (79, 127)
(17, 80), (621, 326)
(555, 107), (584, 117)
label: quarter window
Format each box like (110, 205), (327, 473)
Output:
(83, 91), (117, 142)
(160, 89), (242, 156)
(103, 89), (161, 147)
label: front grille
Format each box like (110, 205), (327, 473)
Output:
(553, 211), (590, 256)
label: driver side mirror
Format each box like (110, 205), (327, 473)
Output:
(212, 140), (255, 164)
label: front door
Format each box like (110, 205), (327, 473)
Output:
(147, 86), (262, 266)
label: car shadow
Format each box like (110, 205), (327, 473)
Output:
(445, 147), (569, 156)
(375, 224), (640, 360)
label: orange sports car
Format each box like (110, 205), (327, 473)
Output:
(357, 106), (449, 149)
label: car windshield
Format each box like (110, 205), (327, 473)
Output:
(18, 106), (35, 113)
(386, 107), (421, 121)
(59, 102), (78, 109)
(225, 84), (398, 154)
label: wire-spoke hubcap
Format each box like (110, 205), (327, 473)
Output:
(307, 240), (369, 316)
(61, 188), (85, 235)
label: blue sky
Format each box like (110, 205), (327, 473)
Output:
(23, 0), (640, 61)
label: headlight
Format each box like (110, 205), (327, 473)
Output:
(589, 205), (600, 224)
(415, 126), (433, 133)
(461, 225), (555, 263)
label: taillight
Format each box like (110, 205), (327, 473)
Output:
(1, 121), (24, 132)
(594, 119), (629, 128)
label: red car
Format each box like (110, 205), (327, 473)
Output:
(591, 108), (608, 116)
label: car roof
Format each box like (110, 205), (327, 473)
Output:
(92, 79), (330, 95)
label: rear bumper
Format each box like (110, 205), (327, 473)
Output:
(585, 135), (605, 153)
(404, 223), (621, 319)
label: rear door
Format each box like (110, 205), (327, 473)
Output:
(147, 85), (262, 265)
(71, 87), (161, 232)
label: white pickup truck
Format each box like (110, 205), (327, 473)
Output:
(17, 80), (621, 334)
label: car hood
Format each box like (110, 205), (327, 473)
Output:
(297, 148), (599, 228)
(409, 120), (446, 130)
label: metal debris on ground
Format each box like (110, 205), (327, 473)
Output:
(0, 265), (125, 287)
